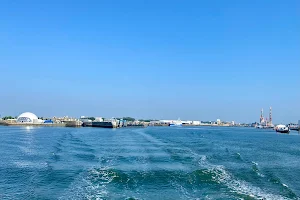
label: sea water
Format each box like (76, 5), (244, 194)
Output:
(0, 126), (300, 199)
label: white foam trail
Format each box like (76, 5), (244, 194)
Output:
(282, 183), (288, 188)
(88, 167), (118, 184)
(59, 167), (115, 200)
(133, 129), (168, 146)
(251, 161), (265, 178)
(198, 160), (289, 200)
(252, 161), (258, 166)
(170, 180), (194, 200)
(14, 161), (48, 169)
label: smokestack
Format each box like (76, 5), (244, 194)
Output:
(269, 107), (272, 125)
(260, 108), (264, 124)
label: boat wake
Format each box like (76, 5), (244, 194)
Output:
(251, 161), (265, 178)
(196, 156), (291, 200)
(59, 129), (297, 200)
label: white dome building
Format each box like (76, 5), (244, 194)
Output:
(17, 112), (39, 123)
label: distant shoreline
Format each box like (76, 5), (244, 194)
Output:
(0, 121), (250, 128)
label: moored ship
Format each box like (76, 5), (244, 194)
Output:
(275, 125), (290, 134)
(169, 119), (182, 127)
(91, 120), (117, 128)
(81, 118), (118, 128)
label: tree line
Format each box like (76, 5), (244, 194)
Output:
(1, 116), (15, 120)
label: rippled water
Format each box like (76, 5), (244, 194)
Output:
(0, 126), (300, 200)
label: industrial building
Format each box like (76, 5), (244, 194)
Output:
(258, 107), (274, 128)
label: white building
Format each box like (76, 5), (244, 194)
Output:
(192, 121), (201, 125)
(159, 120), (175, 124)
(17, 112), (42, 124)
(217, 119), (221, 125)
(95, 117), (103, 122)
(181, 120), (192, 124)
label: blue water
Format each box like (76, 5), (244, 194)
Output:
(0, 126), (300, 200)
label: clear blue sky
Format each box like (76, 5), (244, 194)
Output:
(0, 0), (299, 123)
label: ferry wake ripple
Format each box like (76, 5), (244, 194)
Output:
(0, 126), (300, 199)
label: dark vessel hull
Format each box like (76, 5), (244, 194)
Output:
(276, 129), (290, 134)
(82, 121), (117, 128)
(92, 122), (115, 128)
(82, 121), (93, 127)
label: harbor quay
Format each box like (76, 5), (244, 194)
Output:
(0, 112), (241, 128)
(0, 112), (145, 128)
(0, 111), (299, 130)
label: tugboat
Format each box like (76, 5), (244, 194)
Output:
(275, 125), (290, 134)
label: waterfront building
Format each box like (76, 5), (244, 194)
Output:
(192, 121), (201, 125)
(201, 121), (214, 125)
(17, 112), (41, 124)
(159, 119), (183, 126)
(95, 117), (103, 122)
(44, 119), (53, 124)
(53, 116), (77, 123)
(80, 116), (93, 123)
(5, 119), (17, 123)
(181, 120), (192, 125)
(159, 120), (174, 124)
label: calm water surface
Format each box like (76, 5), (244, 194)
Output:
(0, 126), (300, 200)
